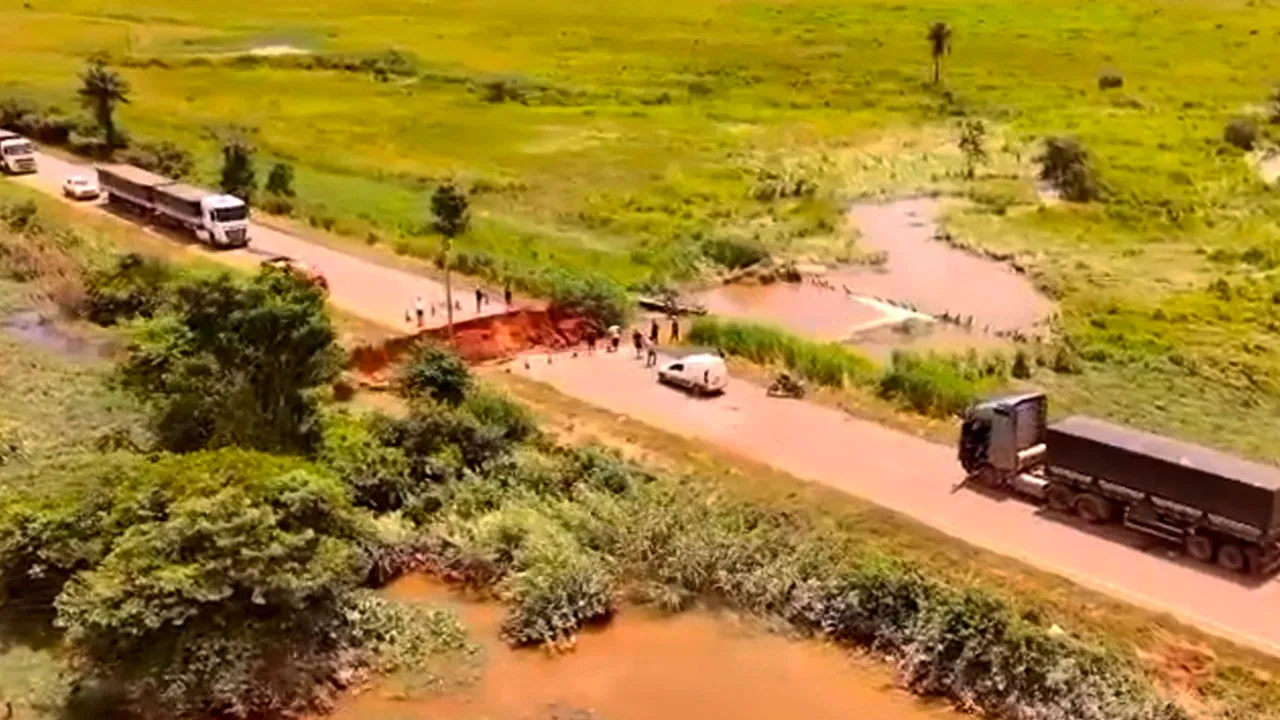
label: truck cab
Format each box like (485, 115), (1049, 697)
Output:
(959, 391), (1048, 487)
(0, 133), (37, 174)
(201, 195), (250, 247)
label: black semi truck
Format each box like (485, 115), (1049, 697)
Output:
(959, 392), (1280, 575)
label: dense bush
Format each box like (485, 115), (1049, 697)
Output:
(84, 252), (177, 325)
(541, 269), (631, 328)
(688, 317), (877, 387)
(1223, 117), (1260, 151)
(1036, 136), (1101, 202)
(119, 140), (194, 179)
(1098, 72), (1124, 90)
(119, 267), (340, 453)
(701, 237), (770, 270)
(397, 340), (473, 405)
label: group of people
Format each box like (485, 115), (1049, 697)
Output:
(586, 316), (680, 367)
(408, 284), (515, 328)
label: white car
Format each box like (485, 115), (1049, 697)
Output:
(657, 352), (728, 396)
(62, 174), (100, 201)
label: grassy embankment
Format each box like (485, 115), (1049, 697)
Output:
(6, 0), (1280, 456)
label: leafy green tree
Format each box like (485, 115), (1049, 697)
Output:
(119, 267), (340, 453)
(219, 136), (257, 203)
(397, 340), (473, 405)
(927, 22), (952, 85)
(957, 119), (987, 180)
(266, 162), (296, 198)
(1036, 136), (1101, 202)
(77, 58), (130, 150)
(432, 182), (470, 340)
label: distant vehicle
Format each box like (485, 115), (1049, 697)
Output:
(960, 392), (1280, 575)
(96, 163), (249, 248)
(61, 174), (100, 201)
(261, 255), (328, 292)
(657, 352), (728, 396)
(0, 131), (37, 174)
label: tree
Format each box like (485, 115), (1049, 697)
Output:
(397, 340), (473, 405)
(1036, 136), (1100, 202)
(431, 182), (471, 342)
(219, 136), (257, 203)
(119, 267), (341, 453)
(76, 58), (130, 151)
(927, 22), (952, 85)
(266, 162), (296, 198)
(957, 119), (987, 180)
(1223, 117), (1259, 151)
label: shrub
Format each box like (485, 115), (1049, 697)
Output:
(1224, 117), (1260, 150)
(498, 538), (616, 647)
(1011, 348), (1032, 379)
(1036, 136), (1101, 202)
(119, 140), (194, 179)
(542, 270), (630, 328)
(266, 162), (297, 198)
(84, 252), (177, 325)
(1098, 72), (1124, 90)
(702, 237), (769, 270)
(397, 340), (473, 405)
(219, 135), (257, 203)
(318, 410), (416, 513)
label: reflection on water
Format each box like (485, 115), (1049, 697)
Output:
(328, 575), (961, 720)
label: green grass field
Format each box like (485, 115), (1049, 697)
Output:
(6, 0), (1280, 456)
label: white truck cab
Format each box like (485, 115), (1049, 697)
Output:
(658, 352), (728, 396)
(0, 132), (37, 174)
(201, 194), (250, 247)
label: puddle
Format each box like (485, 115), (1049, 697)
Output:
(329, 575), (960, 720)
(1, 311), (107, 359)
(693, 197), (1053, 352)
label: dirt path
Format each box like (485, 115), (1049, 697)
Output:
(512, 350), (1280, 656)
(12, 150), (507, 332)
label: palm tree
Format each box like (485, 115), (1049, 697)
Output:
(431, 182), (471, 342)
(77, 58), (131, 150)
(928, 22), (952, 85)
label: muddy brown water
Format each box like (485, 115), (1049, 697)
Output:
(1, 311), (108, 358)
(695, 197), (1053, 350)
(329, 575), (961, 720)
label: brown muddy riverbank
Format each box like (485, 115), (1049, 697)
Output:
(328, 575), (961, 720)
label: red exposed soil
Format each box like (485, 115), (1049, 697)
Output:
(349, 309), (589, 378)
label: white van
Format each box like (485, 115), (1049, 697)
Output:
(657, 352), (728, 396)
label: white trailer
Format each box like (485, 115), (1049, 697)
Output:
(0, 131), (37, 174)
(96, 164), (249, 248)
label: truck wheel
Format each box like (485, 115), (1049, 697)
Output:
(1075, 493), (1114, 524)
(1216, 543), (1247, 573)
(1046, 483), (1075, 512)
(1184, 534), (1215, 563)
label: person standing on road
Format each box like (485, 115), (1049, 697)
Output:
(607, 325), (621, 353)
(414, 296), (425, 328)
(649, 318), (659, 345)
(586, 331), (597, 354)
(504, 284), (513, 307)
(645, 336), (658, 367)
(670, 317), (680, 343)
(632, 328), (644, 359)
(475, 287), (484, 314)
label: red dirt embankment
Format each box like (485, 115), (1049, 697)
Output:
(350, 308), (588, 378)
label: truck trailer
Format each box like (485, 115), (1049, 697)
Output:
(0, 131), (37, 174)
(959, 392), (1280, 575)
(96, 164), (249, 248)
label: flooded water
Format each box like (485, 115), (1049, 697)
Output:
(1, 311), (107, 358)
(330, 575), (960, 720)
(693, 197), (1053, 351)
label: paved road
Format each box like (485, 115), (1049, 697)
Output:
(515, 350), (1280, 656)
(13, 150), (506, 331)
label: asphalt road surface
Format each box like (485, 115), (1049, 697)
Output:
(14, 150), (506, 331)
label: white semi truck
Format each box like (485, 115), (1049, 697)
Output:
(97, 164), (250, 248)
(0, 131), (38, 174)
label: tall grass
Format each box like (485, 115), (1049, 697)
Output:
(689, 317), (1003, 417)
